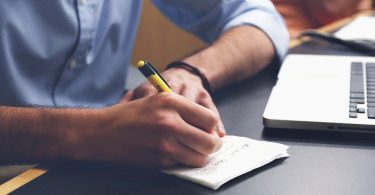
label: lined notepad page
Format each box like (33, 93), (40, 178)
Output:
(162, 135), (289, 190)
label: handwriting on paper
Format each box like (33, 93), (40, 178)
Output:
(162, 135), (289, 190)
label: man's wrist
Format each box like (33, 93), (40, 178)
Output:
(166, 61), (213, 95)
(56, 108), (104, 162)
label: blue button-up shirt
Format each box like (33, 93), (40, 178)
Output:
(0, 0), (288, 108)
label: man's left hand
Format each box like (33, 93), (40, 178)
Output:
(121, 68), (226, 137)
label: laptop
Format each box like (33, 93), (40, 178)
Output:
(263, 54), (375, 132)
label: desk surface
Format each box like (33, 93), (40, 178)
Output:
(4, 12), (375, 195)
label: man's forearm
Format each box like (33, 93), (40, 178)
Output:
(183, 26), (275, 90)
(0, 106), (97, 163)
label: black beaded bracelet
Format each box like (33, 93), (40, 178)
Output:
(166, 61), (213, 95)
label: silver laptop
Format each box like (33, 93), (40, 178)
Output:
(263, 54), (375, 132)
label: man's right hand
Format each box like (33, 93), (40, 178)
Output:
(68, 92), (222, 168)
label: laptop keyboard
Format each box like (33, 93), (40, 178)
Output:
(349, 62), (375, 118)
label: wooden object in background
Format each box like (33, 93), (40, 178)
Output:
(131, 1), (205, 70)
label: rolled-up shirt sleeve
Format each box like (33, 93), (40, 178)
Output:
(152, 0), (289, 60)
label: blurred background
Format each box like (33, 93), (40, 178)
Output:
(131, 1), (205, 69)
(131, 0), (374, 69)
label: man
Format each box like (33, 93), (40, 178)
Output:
(0, 0), (288, 170)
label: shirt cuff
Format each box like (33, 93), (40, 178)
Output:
(222, 9), (290, 61)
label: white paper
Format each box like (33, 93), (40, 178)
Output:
(162, 135), (289, 190)
(335, 16), (375, 40)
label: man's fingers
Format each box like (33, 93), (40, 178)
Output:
(133, 84), (158, 99)
(172, 95), (219, 132)
(121, 90), (134, 103)
(197, 91), (226, 136)
(168, 82), (183, 94)
(142, 86), (158, 97)
(217, 120), (226, 137)
(180, 85), (199, 102)
(169, 138), (209, 167)
(173, 117), (222, 155)
(180, 85), (225, 136)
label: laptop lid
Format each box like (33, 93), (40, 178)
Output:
(263, 54), (375, 132)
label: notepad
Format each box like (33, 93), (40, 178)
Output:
(162, 135), (289, 190)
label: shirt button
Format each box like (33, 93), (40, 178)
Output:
(68, 59), (77, 69)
